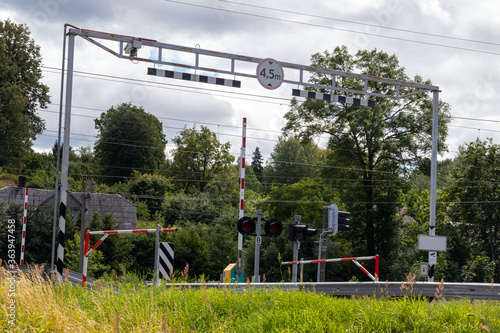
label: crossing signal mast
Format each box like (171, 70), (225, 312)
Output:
(237, 211), (283, 282)
(237, 216), (283, 238)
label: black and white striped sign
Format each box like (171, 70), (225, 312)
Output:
(292, 89), (376, 108)
(147, 68), (241, 88)
(159, 242), (174, 280)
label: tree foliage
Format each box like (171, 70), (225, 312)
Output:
(0, 19), (49, 169)
(168, 125), (234, 193)
(263, 137), (324, 187)
(251, 147), (264, 182)
(94, 103), (167, 184)
(282, 46), (451, 274)
(128, 172), (172, 216)
(445, 138), (500, 281)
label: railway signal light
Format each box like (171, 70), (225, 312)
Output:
(338, 211), (351, 232)
(238, 216), (283, 237)
(237, 216), (255, 236)
(288, 224), (317, 242)
(303, 228), (318, 241)
(328, 204), (351, 235)
(264, 218), (283, 237)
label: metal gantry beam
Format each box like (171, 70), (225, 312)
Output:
(57, 25), (441, 281)
(67, 27), (438, 98)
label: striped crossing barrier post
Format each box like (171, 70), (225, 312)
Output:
(20, 187), (28, 265)
(82, 228), (177, 287)
(236, 118), (246, 276)
(282, 255), (379, 282)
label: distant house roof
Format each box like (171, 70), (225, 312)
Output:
(0, 187), (137, 230)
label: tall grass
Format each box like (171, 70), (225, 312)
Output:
(1, 267), (499, 332)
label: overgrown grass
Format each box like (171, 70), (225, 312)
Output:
(1, 267), (499, 332)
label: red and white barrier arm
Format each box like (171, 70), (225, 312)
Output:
(281, 255), (378, 266)
(82, 227), (177, 287)
(352, 260), (376, 281)
(281, 255), (379, 282)
(88, 228), (177, 235)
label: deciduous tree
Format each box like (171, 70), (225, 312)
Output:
(0, 19), (49, 169)
(283, 46), (451, 270)
(263, 137), (324, 187)
(94, 103), (167, 184)
(446, 138), (500, 280)
(168, 125), (234, 193)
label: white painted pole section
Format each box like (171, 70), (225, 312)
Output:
(20, 187), (28, 265)
(237, 117), (246, 275)
(57, 32), (75, 276)
(428, 90), (439, 282)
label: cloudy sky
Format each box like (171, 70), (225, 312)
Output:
(2, 0), (500, 163)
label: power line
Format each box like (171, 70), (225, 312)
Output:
(42, 66), (289, 106)
(164, 0), (500, 57)
(42, 66), (500, 150)
(217, 0), (500, 47)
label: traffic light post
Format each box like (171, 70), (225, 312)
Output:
(237, 210), (283, 282)
(291, 215), (300, 283)
(288, 215), (317, 283)
(317, 204), (352, 282)
(253, 210), (263, 283)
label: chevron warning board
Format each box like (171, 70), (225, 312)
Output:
(159, 242), (174, 280)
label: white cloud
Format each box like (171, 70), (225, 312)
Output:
(415, 0), (452, 25)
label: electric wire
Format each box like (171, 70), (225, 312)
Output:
(164, 0), (500, 57)
(216, 0), (500, 48)
(41, 67), (500, 140)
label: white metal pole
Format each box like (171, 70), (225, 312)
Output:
(428, 90), (439, 282)
(51, 24), (68, 271)
(237, 118), (247, 276)
(57, 32), (75, 276)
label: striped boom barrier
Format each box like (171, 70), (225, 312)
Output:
(282, 255), (379, 281)
(20, 187), (28, 265)
(147, 68), (241, 88)
(292, 89), (376, 108)
(82, 228), (177, 286)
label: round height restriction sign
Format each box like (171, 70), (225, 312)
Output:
(256, 58), (284, 90)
